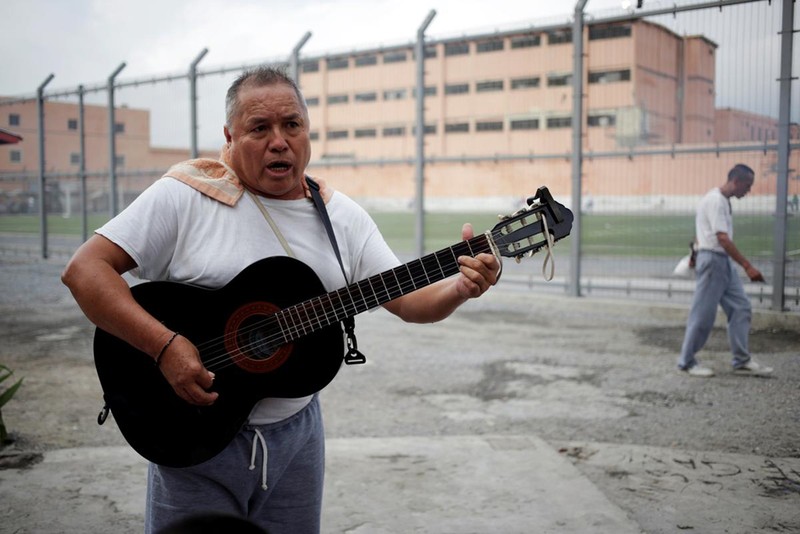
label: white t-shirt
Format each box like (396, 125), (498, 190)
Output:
(695, 187), (732, 254)
(97, 177), (400, 423)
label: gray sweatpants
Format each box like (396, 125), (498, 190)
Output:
(145, 395), (324, 534)
(678, 250), (752, 370)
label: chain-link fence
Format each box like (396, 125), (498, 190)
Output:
(1, 0), (797, 311)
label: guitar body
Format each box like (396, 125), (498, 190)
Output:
(93, 256), (343, 468)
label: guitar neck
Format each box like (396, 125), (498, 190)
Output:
(276, 233), (493, 342)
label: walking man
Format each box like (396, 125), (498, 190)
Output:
(677, 164), (773, 378)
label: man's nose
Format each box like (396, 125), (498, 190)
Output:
(267, 127), (289, 151)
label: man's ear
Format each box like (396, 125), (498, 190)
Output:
(223, 126), (232, 143)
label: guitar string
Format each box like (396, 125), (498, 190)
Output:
(194, 238), (492, 373)
(194, 243), (477, 356)
(191, 219), (551, 373)
(192, 220), (553, 374)
(193, 236), (494, 373)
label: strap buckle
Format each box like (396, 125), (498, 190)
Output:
(342, 318), (366, 365)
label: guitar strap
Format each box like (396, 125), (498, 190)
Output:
(305, 176), (367, 366)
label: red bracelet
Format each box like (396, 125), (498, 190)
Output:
(155, 332), (180, 366)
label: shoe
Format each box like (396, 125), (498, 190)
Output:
(682, 366), (715, 378)
(733, 360), (773, 376)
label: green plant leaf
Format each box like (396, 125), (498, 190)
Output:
(0, 377), (23, 409)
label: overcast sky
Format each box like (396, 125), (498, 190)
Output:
(1, 0), (627, 96)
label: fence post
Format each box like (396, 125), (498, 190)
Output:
(107, 62), (126, 217)
(289, 32), (312, 84)
(569, 0), (588, 297)
(415, 10), (436, 259)
(772, 0), (794, 312)
(189, 48), (209, 159)
(78, 85), (88, 242)
(36, 73), (54, 259)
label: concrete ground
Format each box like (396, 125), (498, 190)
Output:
(0, 249), (798, 533)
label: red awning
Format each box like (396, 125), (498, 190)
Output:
(0, 127), (23, 145)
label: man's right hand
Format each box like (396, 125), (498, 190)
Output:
(158, 335), (219, 406)
(745, 265), (765, 283)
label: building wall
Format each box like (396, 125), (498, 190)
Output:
(715, 108), (780, 142)
(0, 100), (153, 174)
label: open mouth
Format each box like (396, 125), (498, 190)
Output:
(267, 161), (292, 173)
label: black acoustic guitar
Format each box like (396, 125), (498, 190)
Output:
(94, 187), (573, 467)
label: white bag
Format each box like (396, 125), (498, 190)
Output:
(672, 254), (695, 278)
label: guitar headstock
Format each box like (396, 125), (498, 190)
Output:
(490, 187), (574, 261)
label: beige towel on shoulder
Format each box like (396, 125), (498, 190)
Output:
(164, 146), (243, 206)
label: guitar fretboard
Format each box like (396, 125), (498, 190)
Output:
(273, 233), (492, 343)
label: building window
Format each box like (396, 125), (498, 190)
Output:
(383, 51), (408, 64)
(589, 24), (632, 40)
(444, 42), (469, 56)
(445, 122), (470, 133)
(383, 126), (405, 137)
(10, 150), (21, 163)
(588, 113), (616, 127)
(476, 120), (503, 132)
(355, 92), (377, 103)
(327, 57), (349, 70)
(412, 86), (437, 97)
(547, 74), (572, 87)
(511, 77), (540, 90)
(327, 94), (349, 105)
(547, 29), (572, 44)
(383, 88), (407, 101)
(476, 39), (504, 53)
(68, 118), (78, 130)
(476, 80), (504, 92)
(588, 69), (631, 84)
(327, 130), (349, 140)
(412, 124), (437, 135)
(70, 152), (81, 165)
(412, 45), (438, 60)
(309, 131), (319, 141)
(9, 113), (20, 126)
(302, 61), (319, 73)
(305, 97), (320, 107)
(511, 34), (541, 49)
(114, 122), (125, 134)
(355, 128), (377, 138)
(444, 83), (469, 95)
(355, 55), (378, 67)
(547, 117), (572, 129)
(510, 119), (540, 130)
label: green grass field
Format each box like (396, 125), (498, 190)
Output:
(1, 212), (797, 258)
(373, 212), (799, 258)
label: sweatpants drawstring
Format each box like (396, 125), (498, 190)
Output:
(249, 428), (268, 491)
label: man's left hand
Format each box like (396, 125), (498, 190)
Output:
(455, 223), (501, 298)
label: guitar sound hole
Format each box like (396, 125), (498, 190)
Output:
(237, 316), (277, 361)
(225, 301), (292, 374)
